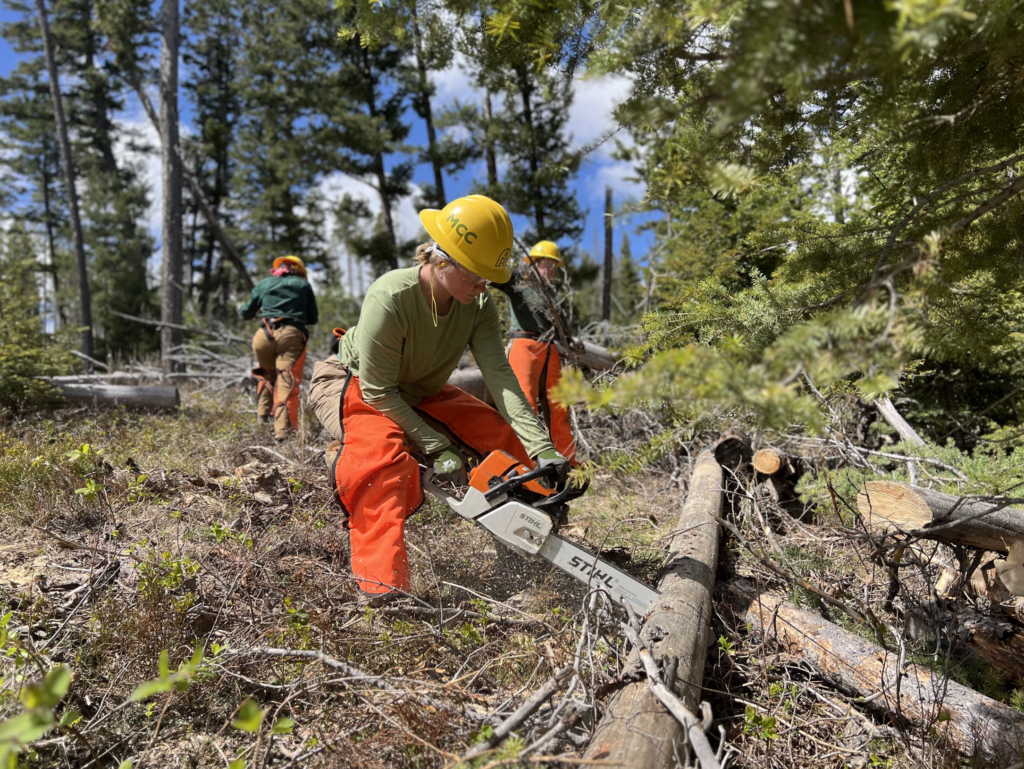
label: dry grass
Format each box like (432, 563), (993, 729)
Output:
(0, 390), (680, 768)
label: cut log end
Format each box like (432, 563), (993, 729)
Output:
(752, 448), (783, 476)
(858, 480), (1024, 553)
(857, 480), (934, 532)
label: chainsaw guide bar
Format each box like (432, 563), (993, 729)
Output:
(422, 451), (661, 615)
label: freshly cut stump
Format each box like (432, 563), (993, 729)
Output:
(752, 448), (782, 476)
(857, 481), (1024, 553)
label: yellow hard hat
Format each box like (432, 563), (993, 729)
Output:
(419, 195), (515, 283)
(526, 240), (562, 265)
(273, 255), (306, 278)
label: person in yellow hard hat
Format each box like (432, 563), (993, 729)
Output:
(239, 256), (318, 440)
(307, 195), (569, 603)
(492, 240), (578, 464)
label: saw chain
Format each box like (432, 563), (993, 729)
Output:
(421, 450), (660, 615)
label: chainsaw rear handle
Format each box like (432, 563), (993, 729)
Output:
(483, 464), (589, 507)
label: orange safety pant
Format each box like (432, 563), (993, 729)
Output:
(252, 322), (307, 439)
(312, 364), (533, 594)
(507, 337), (577, 463)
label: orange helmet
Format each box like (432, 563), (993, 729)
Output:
(272, 255), (306, 278)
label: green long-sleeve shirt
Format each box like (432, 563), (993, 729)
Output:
(492, 270), (569, 337)
(239, 275), (319, 336)
(338, 266), (554, 457)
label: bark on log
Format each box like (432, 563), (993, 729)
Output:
(712, 431), (752, 472)
(728, 581), (1024, 763)
(752, 448), (783, 476)
(857, 481), (1024, 553)
(585, 450), (723, 768)
(939, 605), (1024, 683)
(555, 340), (617, 371)
(56, 384), (180, 410)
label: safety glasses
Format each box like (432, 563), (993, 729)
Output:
(434, 245), (489, 288)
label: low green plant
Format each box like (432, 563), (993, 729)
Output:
(743, 705), (778, 741)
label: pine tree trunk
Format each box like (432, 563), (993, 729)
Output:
(411, 8), (444, 206)
(160, 0), (183, 374)
(484, 92), (497, 188)
(364, 49), (398, 269)
(515, 67), (545, 236)
(585, 451), (724, 767)
(36, 0), (93, 365)
(730, 581), (1024, 763)
(602, 186), (613, 321)
(41, 152), (64, 328)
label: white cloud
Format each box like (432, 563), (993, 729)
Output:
(431, 52), (477, 106)
(566, 72), (633, 154)
(593, 158), (645, 202)
(316, 171), (423, 245)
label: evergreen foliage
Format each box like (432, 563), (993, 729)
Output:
(0, 227), (73, 408)
(182, 0), (242, 317)
(0, 0), (156, 358)
(475, 0), (1024, 443)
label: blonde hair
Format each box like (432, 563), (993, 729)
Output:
(413, 242), (441, 266)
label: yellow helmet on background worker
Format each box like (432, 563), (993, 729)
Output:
(419, 195), (515, 283)
(273, 255), (307, 278)
(526, 240), (562, 265)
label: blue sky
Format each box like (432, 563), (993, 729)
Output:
(0, 3), (657, 287)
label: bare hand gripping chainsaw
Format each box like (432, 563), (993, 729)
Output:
(422, 451), (660, 615)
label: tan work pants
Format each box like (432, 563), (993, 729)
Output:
(252, 324), (307, 439)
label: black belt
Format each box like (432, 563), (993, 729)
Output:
(510, 331), (539, 340)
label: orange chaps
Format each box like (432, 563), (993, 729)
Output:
(316, 368), (532, 594)
(252, 324), (307, 439)
(507, 337), (577, 463)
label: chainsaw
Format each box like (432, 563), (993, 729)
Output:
(421, 450), (661, 615)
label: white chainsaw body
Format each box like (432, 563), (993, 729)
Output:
(423, 478), (660, 615)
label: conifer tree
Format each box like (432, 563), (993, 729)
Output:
(330, 4), (415, 273)
(35, 0), (92, 362)
(613, 235), (644, 325)
(3, 0), (155, 359)
(479, 62), (584, 245)
(181, 0), (241, 317)
(231, 0), (329, 270)
(0, 59), (69, 327)
(159, 0), (183, 372)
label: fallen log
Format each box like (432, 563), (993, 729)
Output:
(48, 373), (151, 384)
(712, 431), (752, 472)
(585, 450), (723, 768)
(729, 580), (1024, 764)
(555, 340), (617, 371)
(752, 448), (783, 476)
(55, 384), (180, 410)
(857, 481), (1024, 553)
(446, 366), (493, 406)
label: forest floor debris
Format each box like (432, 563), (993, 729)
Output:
(2, 390), (1024, 767)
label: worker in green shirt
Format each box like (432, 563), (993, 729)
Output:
(239, 256), (318, 440)
(308, 195), (569, 602)
(492, 241), (577, 464)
